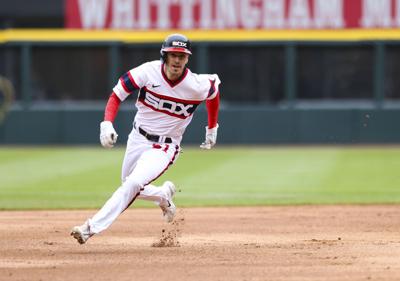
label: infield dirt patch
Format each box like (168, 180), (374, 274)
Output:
(1, 206), (399, 281)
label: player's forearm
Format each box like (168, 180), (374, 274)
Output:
(104, 92), (122, 122)
(206, 92), (220, 129)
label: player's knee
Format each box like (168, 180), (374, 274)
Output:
(121, 176), (143, 195)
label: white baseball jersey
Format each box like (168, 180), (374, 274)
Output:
(113, 60), (221, 143)
(80, 60), (221, 236)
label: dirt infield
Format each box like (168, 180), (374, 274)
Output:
(1, 206), (399, 281)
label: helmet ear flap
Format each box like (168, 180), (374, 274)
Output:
(160, 51), (167, 63)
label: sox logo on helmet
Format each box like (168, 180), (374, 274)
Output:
(160, 33), (192, 61)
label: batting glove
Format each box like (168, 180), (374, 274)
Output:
(200, 124), (219, 150)
(100, 121), (118, 148)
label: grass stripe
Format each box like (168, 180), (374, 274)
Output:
(0, 146), (399, 209)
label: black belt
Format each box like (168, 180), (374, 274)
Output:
(134, 123), (172, 144)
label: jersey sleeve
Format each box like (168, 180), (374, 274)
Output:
(104, 92), (121, 122)
(206, 92), (219, 129)
(206, 74), (221, 100)
(112, 63), (149, 101)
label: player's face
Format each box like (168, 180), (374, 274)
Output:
(165, 52), (189, 78)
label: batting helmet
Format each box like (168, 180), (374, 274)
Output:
(160, 33), (192, 62)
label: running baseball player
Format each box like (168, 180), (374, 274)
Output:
(71, 33), (220, 244)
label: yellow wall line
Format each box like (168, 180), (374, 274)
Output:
(0, 29), (400, 43)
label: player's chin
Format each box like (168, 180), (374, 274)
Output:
(172, 67), (183, 74)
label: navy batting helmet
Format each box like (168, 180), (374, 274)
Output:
(160, 33), (192, 62)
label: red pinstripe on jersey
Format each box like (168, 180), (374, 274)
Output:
(144, 87), (202, 104)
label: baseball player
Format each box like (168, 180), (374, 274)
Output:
(71, 33), (221, 244)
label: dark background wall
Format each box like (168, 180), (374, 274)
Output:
(2, 42), (399, 102)
(0, 0), (63, 28)
(1, 40), (399, 144)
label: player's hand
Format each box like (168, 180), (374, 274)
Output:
(100, 121), (118, 148)
(200, 124), (219, 150)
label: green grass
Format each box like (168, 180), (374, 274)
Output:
(0, 146), (399, 209)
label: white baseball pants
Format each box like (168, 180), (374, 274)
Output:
(88, 129), (180, 234)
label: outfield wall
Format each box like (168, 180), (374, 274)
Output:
(1, 107), (399, 145)
(1, 29), (400, 144)
(1, 29), (400, 104)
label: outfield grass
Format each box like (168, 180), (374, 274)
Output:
(0, 146), (399, 209)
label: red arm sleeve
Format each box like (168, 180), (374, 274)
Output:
(104, 92), (122, 122)
(206, 92), (220, 129)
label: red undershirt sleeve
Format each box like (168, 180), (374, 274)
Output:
(104, 92), (122, 122)
(206, 92), (220, 129)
